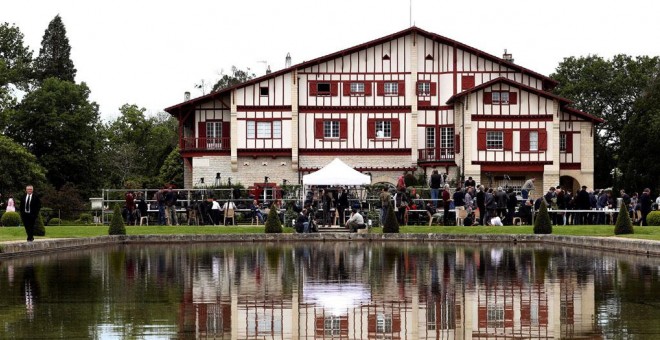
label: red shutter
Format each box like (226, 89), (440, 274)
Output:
(430, 82), (437, 96)
(391, 119), (400, 139)
(461, 76), (475, 91)
(309, 81), (317, 96)
(339, 119), (348, 139)
(377, 82), (384, 96)
(198, 121), (206, 148)
(477, 130), (487, 150)
(315, 119), (324, 139)
(366, 119), (376, 138)
(454, 134), (461, 153)
(539, 129), (548, 151)
(398, 80), (405, 96)
(504, 130), (513, 150)
(509, 91), (518, 104)
(478, 306), (487, 328)
(484, 92), (492, 104)
(221, 121), (230, 141)
(566, 132), (574, 153)
(343, 82), (351, 96)
(330, 82), (338, 96)
(364, 81), (373, 96)
(520, 130), (530, 152)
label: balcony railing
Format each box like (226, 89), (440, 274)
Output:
(418, 148), (454, 162)
(181, 137), (230, 151)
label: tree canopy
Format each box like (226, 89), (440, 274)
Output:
(0, 134), (47, 195)
(551, 55), (660, 189)
(211, 66), (255, 92)
(34, 15), (76, 83)
(0, 22), (33, 90)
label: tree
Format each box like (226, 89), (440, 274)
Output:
(550, 55), (660, 188)
(211, 66), (255, 92)
(7, 78), (102, 196)
(264, 204), (283, 233)
(101, 105), (178, 188)
(619, 74), (660, 192)
(159, 146), (184, 188)
(533, 200), (553, 234)
(614, 202), (633, 235)
(34, 15), (76, 82)
(108, 204), (126, 235)
(0, 135), (47, 195)
(0, 22), (33, 90)
(382, 206), (399, 233)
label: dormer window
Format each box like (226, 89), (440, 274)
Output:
(492, 91), (509, 104)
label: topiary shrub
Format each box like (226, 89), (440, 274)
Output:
(646, 211), (660, 226)
(48, 217), (62, 226)
(533, 200), (553, 234)
(34, 214), (46, 236)
(382, 205), (400, 233)
(264, 204), (283, 233)
(614, 203), (634, 235)
(1, 211), (21, 227)
(79, 213), (93, 224)
(108, 204), (126, 235)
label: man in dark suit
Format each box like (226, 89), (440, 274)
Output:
(336, 187), (350, 224)
(20, 185), (41, 242)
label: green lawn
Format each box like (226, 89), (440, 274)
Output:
(2, 224), (660, 242)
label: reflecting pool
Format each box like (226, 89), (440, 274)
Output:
(1, 242), (659, 339)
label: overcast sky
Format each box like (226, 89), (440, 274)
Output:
(3, 0), (660, 121)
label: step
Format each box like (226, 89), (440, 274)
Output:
(317, 226), (351, 233)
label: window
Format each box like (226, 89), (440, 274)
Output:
(426, 127), (435, 149)
(384, 82), (399, 95)
(247, 121), (281, 139)
(324, 121), (340, 138)
(417, 82), (431, 96)
(323, 316), (341, 336)
(529, 131), (538, 151)
(350, 82), (364, 94)
(486, 131), (503, 149)
(376, 313), (392, 333)
(560, 133), (567, 151)
(317, 82), (331, 94)
(260, 87), (269, 96)
(492, 91), (509, 104)
(375, 120), (391, 138)
(441, 127), (454, 149)
(206, 121), (222, 149)
(487, 304), (505, 328)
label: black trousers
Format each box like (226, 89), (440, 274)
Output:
(22, 214), (36, 240)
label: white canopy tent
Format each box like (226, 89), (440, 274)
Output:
(302, 158), (371, 186)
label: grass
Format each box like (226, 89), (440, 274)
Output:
(1, 224), (659, 242)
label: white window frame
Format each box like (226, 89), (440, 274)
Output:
(492, 91), (510, 104)
(486, 131), (504, 150)
(426, 127), (435, 149)
(350, 82), (365, 94)
(441, 127), (454, 149)
(247, 121), (282, 139)
(324, 121), (340, 139)
(529, 131), (539, 151)
(375, 120), (391, 138)
(417, 82), (431, 96)
(206, 121), (222, 149)
(560, 133), (567, 152)
(384, 82), (399, 96)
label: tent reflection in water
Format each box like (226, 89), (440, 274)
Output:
(302, 158), (371, 186)
(303, 283), (371, 316)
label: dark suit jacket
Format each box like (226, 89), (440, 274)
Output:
(19, 194), (42, 221)
(337, 192), (349, 208)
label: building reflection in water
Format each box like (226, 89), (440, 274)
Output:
(173, 243), (603, 339)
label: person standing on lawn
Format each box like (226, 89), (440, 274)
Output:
(19, 185), (41, 242)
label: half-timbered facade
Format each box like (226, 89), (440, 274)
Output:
(165, 26), (602, 194)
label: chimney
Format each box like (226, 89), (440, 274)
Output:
(266, 65), (272, 74)
(503, 49), (514, 63)
(285, 52), (292, 68)
(184, 91), (191, 101)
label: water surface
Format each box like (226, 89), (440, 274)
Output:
(1, 242), (659, 339)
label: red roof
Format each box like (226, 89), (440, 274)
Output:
(165, 26), (558, 114)
(445, 77), (604, 124)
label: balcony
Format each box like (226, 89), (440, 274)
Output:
(417, 148), (455, 163)
(181, 137), (230, 152)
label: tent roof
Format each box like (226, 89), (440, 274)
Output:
(302, 158), (371, 186)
